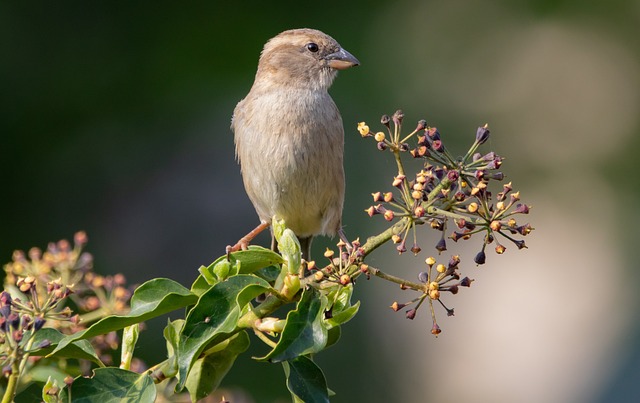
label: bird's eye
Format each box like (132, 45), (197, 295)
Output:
(306, 42), (319, 53)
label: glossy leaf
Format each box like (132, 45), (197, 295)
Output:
(283, 355), (329, 403)
(176, 274), (271, 391)
(48, 278), (197, 356)
(185, 331), (250, 402)
(31, 328), (103, 366)
(258, 287), (327, 363)
(198, 246), (284, 286)
(325, 284), (360, 329)
(59, 368), (155, 403)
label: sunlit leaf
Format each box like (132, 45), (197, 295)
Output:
(185, 331), (250, 402)
(175, 275), (271, 391)
(258, 287), (327, 363)
(283, 355), (329, 403)
(48, 278), (196, 356)
(59, 368), (155, 403)
(31, 328), (103, 366)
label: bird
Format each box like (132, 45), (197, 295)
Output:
(229, 28), (359, 261)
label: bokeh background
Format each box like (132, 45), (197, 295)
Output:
(2, 1), (639, 402)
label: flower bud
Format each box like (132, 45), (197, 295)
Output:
(384, 210), (395, 221)
(495, 244), (506, 254)
(34, 316), (46, 331)
(411, 244), (421, 255)
(517, 223), (533, 235)
(460, 277), (473, 287)
(418, 271), (428, 283)
(431, 322), (442, 335)
(514, 203), (530, 214)
(324, 248), (334, 259)
(377, 141), (387, 151)
(374, 131), (385, 142)
(405, 309), (417, 320)
(426, 127), (440, 140)
(414, 205), (425, 217)
(435, 238), (447, 252)
(425, 256), (436, 266)
(383, 192), (394, 202)
(392, 110), (404, 126)
(392, 175), (405, 188)
(474, 250), (486, 265)
(391, 234), (402, 244)
(475, 124), (490, 145)
(432, 139), (444, 152)
(390, 301), (404, 311)
(339, 274), (351, 285)
(365, 206), (377, 217)
(357, 122), (370, 136)
(490, 221), (502, 231)
(514, 239), (527, 249)
(446, 170), (459, 182)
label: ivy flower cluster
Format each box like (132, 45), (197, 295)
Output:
(353, 111), (533, 334)
(358, 111), (533, 265)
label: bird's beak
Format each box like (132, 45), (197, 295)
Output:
(326, 48), (360, 70)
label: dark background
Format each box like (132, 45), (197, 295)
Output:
(2, 1), (639, 402)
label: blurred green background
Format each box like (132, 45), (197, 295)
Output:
(2, 1), (640, 402)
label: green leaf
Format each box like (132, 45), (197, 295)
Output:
(42, 376), (61, 403)
(283, 355), (329, 403)
(185, 331), (250, 402)
(31, 328), (103, 366)
(199, 247), (284, 286)
(26, 365), (69, 385)
(326, 301), (360, 329)
(258, 287), (328, 363)
(254, 265), (281, 282)
(15, 382), (45, 403)
(59, 368), (156, 403)
(49, 278), (197, 356)
(176, 274), (271, 391)
(325, 325), (341, 349)
(163, 319), (184, 379)
(190, 273), (211, 296)
(325, 284), (360, 329)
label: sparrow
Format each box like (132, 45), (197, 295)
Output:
(230, 28), (359, 260)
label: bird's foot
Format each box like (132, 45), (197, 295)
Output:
(226, 221), (271, 260)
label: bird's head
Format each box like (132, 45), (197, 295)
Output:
(255, 28), (359, 91)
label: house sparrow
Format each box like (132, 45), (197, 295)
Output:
(230, 28), (359, 260)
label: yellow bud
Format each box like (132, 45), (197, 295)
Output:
(436, 264), (446, 273)
(425, 256), (436, 266)
(467, 202), (479, 213)
(357, 122), (370, 136)
(374, 131), (385, 142)
(429, 281), (439, 291)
